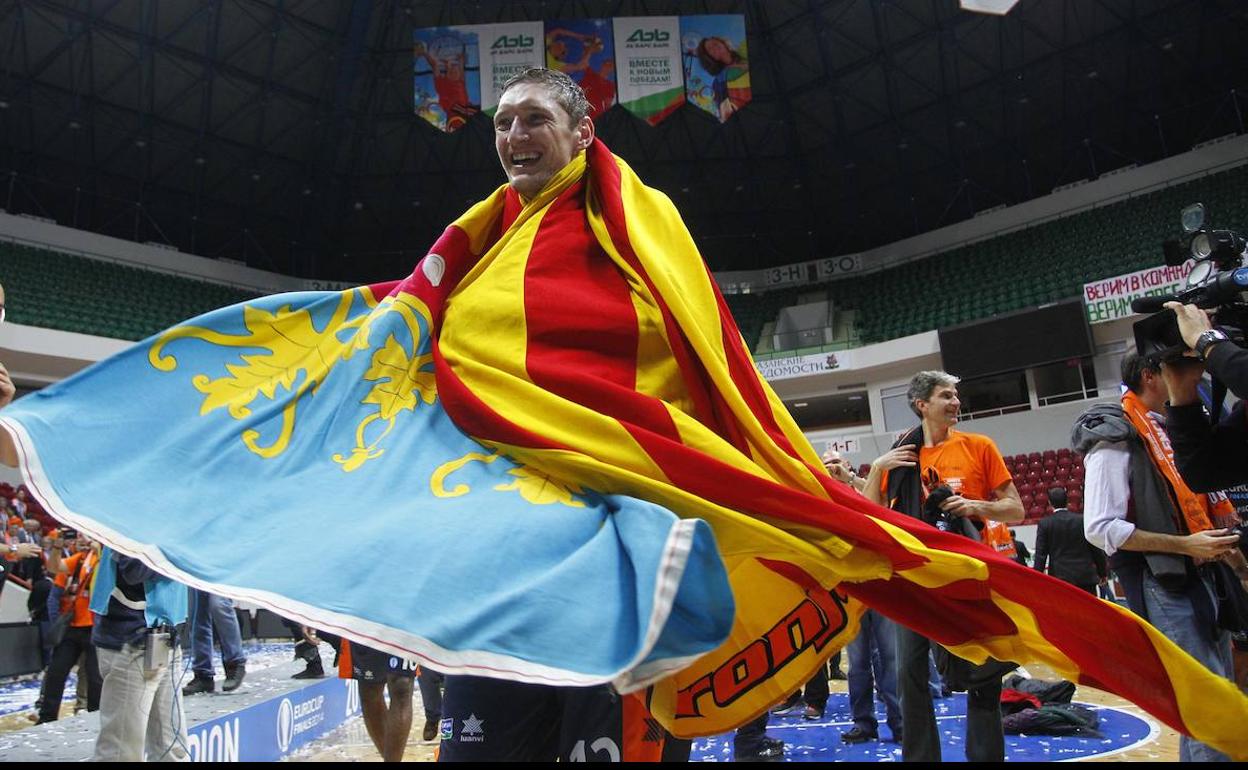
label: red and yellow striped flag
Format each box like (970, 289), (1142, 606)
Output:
(419, 139), (1247, 755)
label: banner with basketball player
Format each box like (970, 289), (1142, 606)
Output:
(544, 19), (618, 118)
(680, 15), (750, 123)
(466, 22), (545, 116)
(413, 27), (481, 132)
(613, 16), (685, 125)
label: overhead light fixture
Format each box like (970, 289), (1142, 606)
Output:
(847, 395), (864, 401)
(793, 402), (809, 408)
(959, 0), (1020, 14)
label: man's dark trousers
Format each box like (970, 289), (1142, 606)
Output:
(896, 624), (1003, 762)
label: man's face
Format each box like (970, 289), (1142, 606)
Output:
(494, 82), (593, 200)
(1139, 367), (1168, 412)
(918, 384), (960, 427)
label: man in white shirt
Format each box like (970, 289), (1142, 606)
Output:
(1076, 352), (1241, 762)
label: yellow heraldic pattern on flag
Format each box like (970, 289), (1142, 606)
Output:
(150, 288), (445, 474)
(333, 293), (438, 471)
(148, 286), (379, 459)
(431, 451), (587, 508)
(432, 143), (1248, 754)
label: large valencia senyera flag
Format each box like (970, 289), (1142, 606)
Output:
(2, 138), (1246, 756)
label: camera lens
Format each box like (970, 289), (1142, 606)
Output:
(1191, 233), (1212, 259)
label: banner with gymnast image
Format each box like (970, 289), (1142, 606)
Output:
(680, 15), (750, 123)
(613, 16), (685, 125)
(544, 18), (618, 118)
(413, 27), (481, 132)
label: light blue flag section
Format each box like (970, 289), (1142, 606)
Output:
(0, 287), (734, 688)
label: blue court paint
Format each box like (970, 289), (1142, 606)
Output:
(691, 692), (1156, 762)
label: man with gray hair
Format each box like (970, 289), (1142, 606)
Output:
(863, 370), (1022, 763)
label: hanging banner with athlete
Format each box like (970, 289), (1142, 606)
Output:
(544, 19), (618, 118)
(466, 22), (545, 116)
(612, 16), (685, 126)
(680, 15), (750, 123)
(413, 27), (481, 133)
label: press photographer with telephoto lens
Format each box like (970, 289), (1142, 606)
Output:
(1129, 203), (1248, 496)
(1130, 204), (1248, 636)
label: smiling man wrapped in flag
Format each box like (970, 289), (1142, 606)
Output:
(1, 68), (1247, 759)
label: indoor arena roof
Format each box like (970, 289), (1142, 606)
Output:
(2, 0), (1246, 281)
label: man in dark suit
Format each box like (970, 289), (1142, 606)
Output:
(1033, 488), (1108, 595)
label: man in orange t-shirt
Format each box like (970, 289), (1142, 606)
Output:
(863, 370), (1022, 763)
(37, 535), (102, 723)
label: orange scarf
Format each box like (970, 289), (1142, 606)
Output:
(1121, 389), (1234, 535)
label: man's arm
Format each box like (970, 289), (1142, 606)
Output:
(1084, 438), (1242, 559)
(1117, 528), (1240, 559)
(1090, 543), (1108, 581)
(1166, 301), (1248, 400)
(941, 480), (1025, 523)
(1166, 401), (1248, 492)
(0, 361), (16, 468)
(861, 445), (918, 507)
(1083, 443), (1139, 556)
(10, 542), (40, 559)
(115, 553), (162, 586)
(1033, 520), (1049, 573)
(46, 541), (67, 575)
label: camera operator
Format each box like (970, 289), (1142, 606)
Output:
(1160, 301), (1248, 495)
(1076, 352), (1243, 762)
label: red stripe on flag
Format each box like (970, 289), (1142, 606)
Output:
(403, 225), (482, 328)
(433, 338), (567, 453)
(525, 181), (640, 392)
(588, 142), (725, 440)
(713, 284), (806, 460)
(522, 179), (687, 445)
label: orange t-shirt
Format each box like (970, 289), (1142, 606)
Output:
(54, 551), (98, 627)
(881, 429), (1013, 509)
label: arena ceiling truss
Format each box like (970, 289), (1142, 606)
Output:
(1, 0), (1246, 281)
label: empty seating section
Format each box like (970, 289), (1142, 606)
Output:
(725, 162), (1248, 352)
(1008, 447), (1085, 525)
(0, 239), (260, 340)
